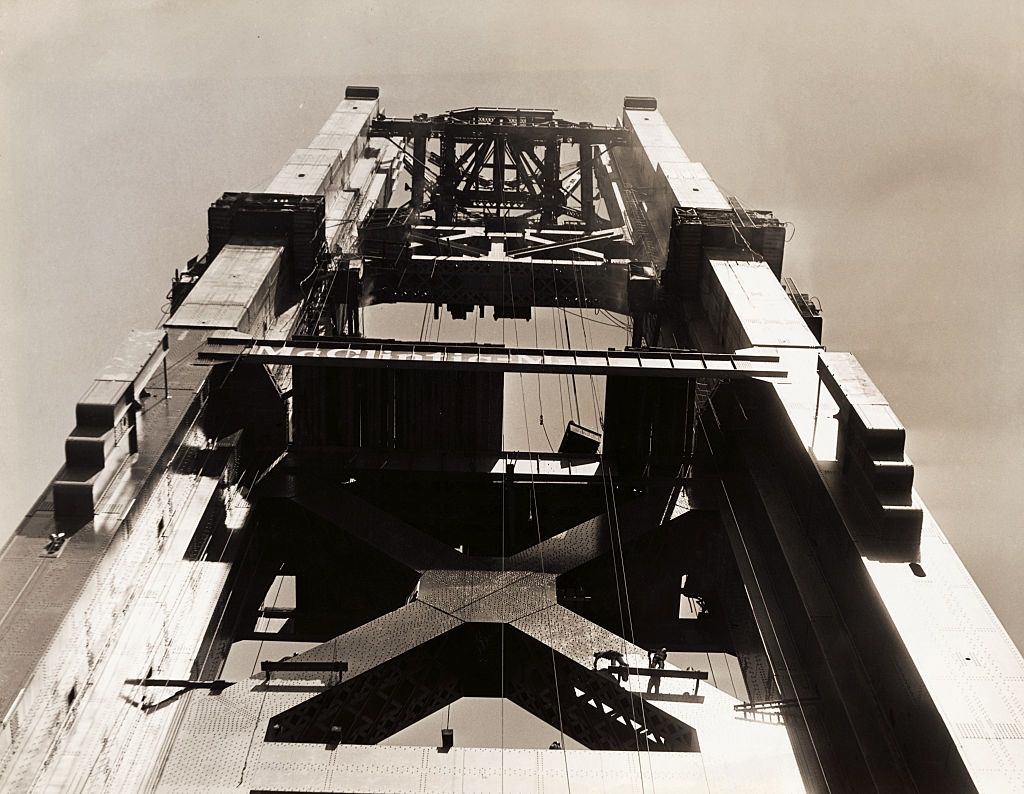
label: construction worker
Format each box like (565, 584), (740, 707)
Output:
(593, 649), (629, 682)
(645, 647), (667, 694)
(46, 532), (66, 554)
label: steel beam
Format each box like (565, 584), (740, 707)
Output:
(410, 132), (428, 213)
(371, 117), (629, 146)
(436, 135), (458, 223)
(605, 667), (710, 681)
(541, 139), (561, 225)
(283, 447), (718, 487)
(124, 678), (231, 691)
(261, 660), (348, 675)
(200, 336), (786, 379)
(580, 143), (595, 228)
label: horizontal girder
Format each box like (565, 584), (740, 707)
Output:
(200, 336), (786, 379)
(361, 257), (634, 313)
(282, 448), (719, 488)
(372, 116), (629, 146)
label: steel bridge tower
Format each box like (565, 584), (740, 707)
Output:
(1, 87), (1023, 793)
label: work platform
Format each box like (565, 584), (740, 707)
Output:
(2, 86), (1023, 794)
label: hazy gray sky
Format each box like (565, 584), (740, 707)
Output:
(2, 1), (1022, 650)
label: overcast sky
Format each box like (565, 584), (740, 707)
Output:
(2, 1), (1022, 652)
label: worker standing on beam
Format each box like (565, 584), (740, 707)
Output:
(647, 647), (667, 694)
(593, 649), (629, 682)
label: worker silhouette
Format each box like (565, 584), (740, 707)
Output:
(647, 647), (667, 694)
(593, 649), (629, 682)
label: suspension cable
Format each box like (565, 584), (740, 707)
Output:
(568, 252), (603, 429)
(528, 472), (572, 789)
(597, 459), (647, 788)
(697, 404), (833, 792)
(551, 274), (576, 424)
(607, 469), (656, 785)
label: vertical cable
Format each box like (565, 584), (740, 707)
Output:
(597, 460), (646, 788)
(528, 476), (572, 792)
(607, 470), (655, 790)
(697, 407), (832, 792)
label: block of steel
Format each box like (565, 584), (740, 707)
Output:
(206, 191), (326, 285)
